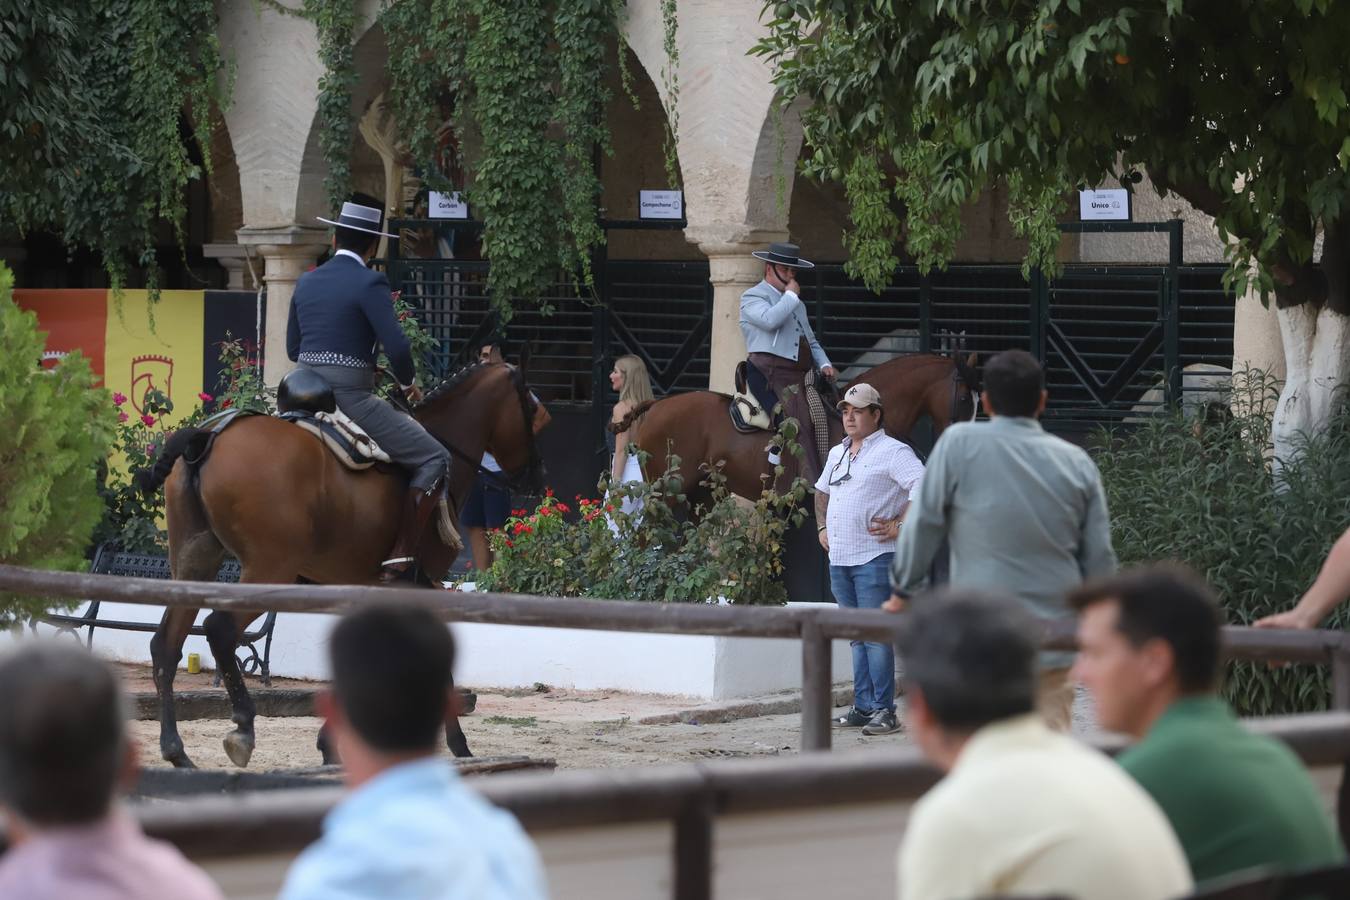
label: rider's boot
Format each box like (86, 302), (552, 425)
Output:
(380, 481), (448, 583)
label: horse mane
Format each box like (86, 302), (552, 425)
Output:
(609, 398), (658, 434)
(416, 360), (493, 407)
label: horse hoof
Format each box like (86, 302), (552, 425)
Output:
(223, 730), (255, 768)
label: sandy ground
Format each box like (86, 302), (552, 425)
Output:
(123, 664), (1101, 772)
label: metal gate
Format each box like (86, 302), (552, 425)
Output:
(383, 219), (1233, 442)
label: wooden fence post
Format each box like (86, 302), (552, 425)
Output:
(673, 793), (714, 900)
(1332, 644), (1350, 711)
(800, 618), (832, 753)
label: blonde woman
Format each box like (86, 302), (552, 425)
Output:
(608, 355), (653, 530)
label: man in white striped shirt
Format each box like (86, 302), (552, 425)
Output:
(814, 383), (925, 736)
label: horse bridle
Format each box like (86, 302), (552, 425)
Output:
(948, 363), (980, 425)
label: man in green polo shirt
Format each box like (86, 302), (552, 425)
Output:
(1070, 564), (1344, 885)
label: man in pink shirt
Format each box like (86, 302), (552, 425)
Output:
(0, 643), (223, 900)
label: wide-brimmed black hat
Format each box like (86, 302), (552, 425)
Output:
(317, 200), (396, 238)
(751, 241), (815, 269)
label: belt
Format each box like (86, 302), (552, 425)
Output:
(298, 351), (371, 369)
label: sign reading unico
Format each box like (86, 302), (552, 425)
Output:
(429, 191), (469, 220)
(1078, 188), (1130, 222)
(639, 190), (684, 220)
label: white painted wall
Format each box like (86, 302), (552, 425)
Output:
(30, 601), (853, 701)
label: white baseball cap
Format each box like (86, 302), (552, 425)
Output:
(837, 383), (882, 410)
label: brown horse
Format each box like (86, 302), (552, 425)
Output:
(137, 362), (543, 769)
(631, 353), (978, 509)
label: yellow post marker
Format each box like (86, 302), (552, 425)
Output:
(187, 652), (201, 674)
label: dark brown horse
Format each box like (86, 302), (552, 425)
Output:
(631, 353), (978, 509)
(137, 362), (543, 769)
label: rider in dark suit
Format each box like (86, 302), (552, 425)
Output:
(286, 193), (456, 581)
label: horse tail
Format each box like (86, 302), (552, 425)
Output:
(609, 398), (658, 434)
(134, 427), (212, 495)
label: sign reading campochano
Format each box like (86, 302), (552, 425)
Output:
(1078, 188), (1131, 222)
(639, 190), (684, 220)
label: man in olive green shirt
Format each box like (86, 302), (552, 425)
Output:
(1072, 565), (1344, 885)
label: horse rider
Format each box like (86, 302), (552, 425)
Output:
(286, 192), (457, 582)
(740, 241), (838, 483)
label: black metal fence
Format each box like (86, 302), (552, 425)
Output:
(381, 220), (1233, 447)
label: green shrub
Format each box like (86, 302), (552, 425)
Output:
(475, 428), (811, 605)
(0, 263), (117, 624)
(1095, 368), (1350, 714)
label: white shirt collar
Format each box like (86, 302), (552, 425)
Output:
(334, 249), (367, 267)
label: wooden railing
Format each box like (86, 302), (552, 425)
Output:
(5, 563), (1350, 753)
(129, 712), (1350, 900)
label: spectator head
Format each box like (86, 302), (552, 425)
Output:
(479, 339), (505, 365)
(331, 191), (386, 259)
(320, 605), (457, 781)
(0, 644), (134, 827)
(1069, 564), (1224, 739)
(897, 592), (1038, 770)
(981, 349), (1046, 419)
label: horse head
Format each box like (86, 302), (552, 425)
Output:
(952, 351), (981, 423)
(414, 362), (545, 494)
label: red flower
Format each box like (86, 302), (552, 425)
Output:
(221, 399), (233, 410)
(504, 539), (514, 548)
(117, 411), (129, 423)
(140, 414), (156, 427)
(198, 392), (213, 403)
(545, 487), (554, 497)
(555, 503), (571, 514)
(112, 392), (127, 407)
(605, 504), (615, 513)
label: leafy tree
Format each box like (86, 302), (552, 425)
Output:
(757, 0), (1350, 453)
(0, 263), (116, 624)
(0, 0), (226, 295)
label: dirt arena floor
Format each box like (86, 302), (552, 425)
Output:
(120, 663), (1101, 772)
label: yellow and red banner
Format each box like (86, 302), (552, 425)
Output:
(15, 288), (261, 430)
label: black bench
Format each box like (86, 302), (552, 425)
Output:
(36, 544), (277, 685)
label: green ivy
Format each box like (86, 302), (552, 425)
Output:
(658, 0), (681, 189)
(0, 0), (227, 301)
(554, 0), (622, 290)
(303, 0), (358, 216)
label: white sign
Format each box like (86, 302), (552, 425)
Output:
(639, 189), (684, 220)
(1079, 188), (1130, 221)
(428, 191), (469, 220)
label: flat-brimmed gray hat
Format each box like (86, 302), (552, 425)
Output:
(317, 201), (397, 238)
(751, 241), (815, 269)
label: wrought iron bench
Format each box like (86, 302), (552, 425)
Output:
(37, 544), (277, 685)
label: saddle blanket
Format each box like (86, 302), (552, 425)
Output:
(290, 409), (393, 470)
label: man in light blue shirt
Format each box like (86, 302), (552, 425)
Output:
(740, 241), (836, 482)
(279, 607), (548, 900)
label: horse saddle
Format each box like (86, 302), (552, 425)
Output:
(729, 361), (775, 434)
(277, 368), (392, 471)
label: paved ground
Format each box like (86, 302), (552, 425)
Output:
(122, 663), (1102, 771)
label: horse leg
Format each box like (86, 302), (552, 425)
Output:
(316, 723), (340, 765)
(204, 609), (262, 768)
(446, 673), (473, 758)
(150, 607), (202, 768)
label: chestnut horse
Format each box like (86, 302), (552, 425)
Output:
(631, 353), (978, 510)
(137, 362), (543, 769)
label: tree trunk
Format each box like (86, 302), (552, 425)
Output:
(1273, 303), (1350, 467)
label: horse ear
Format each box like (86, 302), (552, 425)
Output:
(964, 351), (978, 370)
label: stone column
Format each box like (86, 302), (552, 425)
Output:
(694, 230), (787, 393)
(236, 225), (329, 386)
(202, 243), (259, 291)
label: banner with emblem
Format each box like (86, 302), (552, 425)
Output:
(101, 291), (207, 431)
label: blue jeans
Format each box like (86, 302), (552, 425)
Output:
(830, 553), (896, 714)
